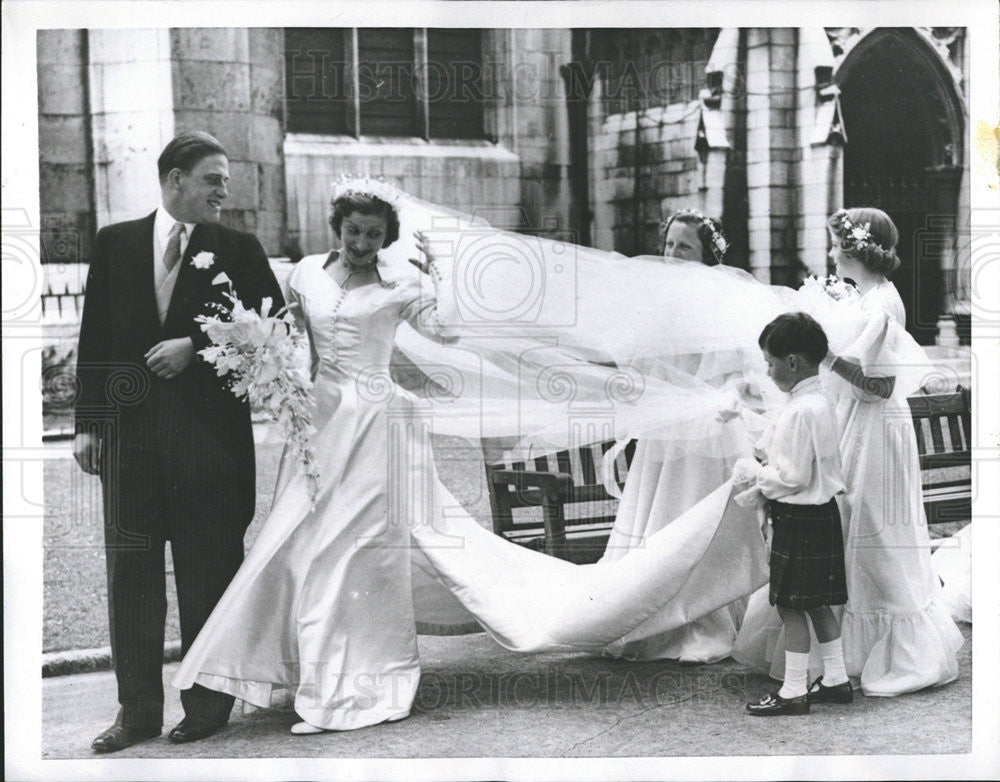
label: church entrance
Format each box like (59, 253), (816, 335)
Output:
(837, 29), (964, 345)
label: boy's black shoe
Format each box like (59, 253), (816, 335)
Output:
(746, 691), (810, 716)
(807, 675), (854, 704)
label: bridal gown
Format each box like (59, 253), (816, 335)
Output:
(172, 253), (769, 730)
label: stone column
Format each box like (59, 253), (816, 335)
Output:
(170, 28), (286, 255)
(38, 29), (95, 264)
(508, 29), (572, 235)
(745, 28), (799, 284)
(796, 28), (843, 278)
(87, 29), (175, 227)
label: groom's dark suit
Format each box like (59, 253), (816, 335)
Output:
(75, 212), (283, 725)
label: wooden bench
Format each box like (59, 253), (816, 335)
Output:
(485, 387), (972, 563)
(484, 439), (637, 564)
(908, 386), (972, 526)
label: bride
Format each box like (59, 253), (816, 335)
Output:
(172, 179), (800, 734)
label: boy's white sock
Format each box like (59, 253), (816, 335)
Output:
(778, 651), (810, 699)
(819, 638), (849, 687)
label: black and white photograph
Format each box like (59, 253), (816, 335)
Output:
(4, 1), (999, 780)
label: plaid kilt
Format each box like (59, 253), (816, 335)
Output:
(768, 498), (847, 609)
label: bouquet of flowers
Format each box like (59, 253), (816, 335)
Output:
(196, 273), (319, 501)
(801, 274), (859, 302)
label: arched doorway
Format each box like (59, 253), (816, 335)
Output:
(837, 29), (964, 345)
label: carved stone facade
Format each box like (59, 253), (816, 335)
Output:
(36, 26), (971, 345)
(583, 27), (970, 344)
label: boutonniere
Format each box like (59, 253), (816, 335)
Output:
(191, 251), (216, 270)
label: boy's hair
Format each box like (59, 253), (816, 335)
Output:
(759, 312), (829, 365)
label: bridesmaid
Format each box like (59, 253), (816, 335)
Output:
(821, 207), (963, 695)
(661, 208), (728, 265)
(602, 210), (754, 664)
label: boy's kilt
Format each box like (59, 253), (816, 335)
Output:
(768, 498), (847, 609)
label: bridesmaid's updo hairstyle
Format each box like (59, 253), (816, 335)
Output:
(659, 210), (728, 265)
(330, 192), (401, 248)
(759, 312), (829, 366)
(827, 207), (901, 276)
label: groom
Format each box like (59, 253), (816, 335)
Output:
(73, 131), (283, 751)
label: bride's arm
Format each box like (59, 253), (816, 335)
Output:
(399, 231), (459, 344)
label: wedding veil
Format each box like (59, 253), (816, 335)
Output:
(349, 183), (929, 456)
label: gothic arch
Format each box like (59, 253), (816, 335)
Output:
(833, 27), (965, 345)
(835, 28), (964, 167)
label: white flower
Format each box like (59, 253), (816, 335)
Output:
(821, 275), (858, 302)
(192, 251), (216, 270)
(211, 271), (232, 287)
(195, 294), (318, 503)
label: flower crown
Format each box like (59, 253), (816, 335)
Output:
(662, 209), (728, 260)
(331, 174), (403, 209)
(830, 210), (874, 253)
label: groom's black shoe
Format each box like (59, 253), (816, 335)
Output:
(92, 709), (161, 753)
(168, 715), (227, 744)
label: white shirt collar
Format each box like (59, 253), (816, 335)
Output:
(788, 374), (822, 398)
(154, 206), (196, 248)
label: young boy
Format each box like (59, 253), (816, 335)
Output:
(734, 312), (852, 716)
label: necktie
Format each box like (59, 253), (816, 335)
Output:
(163, 222), (185, 272)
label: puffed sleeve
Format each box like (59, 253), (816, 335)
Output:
(281, 262), (307, 334)
(281, 260), (318, 377)
(835, 285), (929, 402)
(756, 406), (815, 500)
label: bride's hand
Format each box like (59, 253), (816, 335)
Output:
(408, 231), (433, 275)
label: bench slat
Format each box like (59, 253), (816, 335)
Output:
(489, 387), (972, 563)
(579, 446), (598, 486)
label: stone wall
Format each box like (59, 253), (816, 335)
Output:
(503, 29), (574, 239)
(745, 28), (800, 284)
(37, 28), (286, 259)
(87, 29), (176, 228)
(170, 28), (286, 254)
(37, 30), (94, 265)
(284, 136), (520, 256)
(591, 100), (704, 256)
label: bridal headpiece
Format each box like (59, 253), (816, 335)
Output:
(661, 208), (728, 261)
(331, 174), (404, 209)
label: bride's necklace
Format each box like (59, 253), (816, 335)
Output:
(337, 253), (379, 287)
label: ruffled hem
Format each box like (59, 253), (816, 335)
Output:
(732, 588), (964, 697)
(841, 598), (964, 697)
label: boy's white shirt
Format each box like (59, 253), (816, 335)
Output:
(733, 375), (846, 505)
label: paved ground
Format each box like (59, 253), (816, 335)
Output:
(38, 419), (982, 773)
(41, 624), (972, 761)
